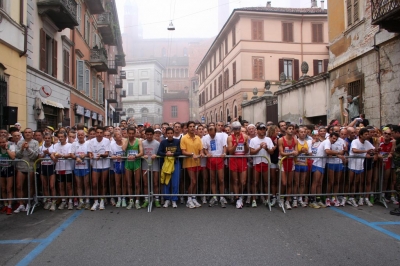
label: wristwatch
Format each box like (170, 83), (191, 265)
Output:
(191, 152), (194, 157)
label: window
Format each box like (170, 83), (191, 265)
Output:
(214, 80), (217, 96)
(252, 57), (264, 80)
(219, 46), (222, 62)
(282, 22), (293, 42)
(40, 29), (57, 77)
(224, 69), (229, 90)
(218, 75), (222, 94)
(92, 76), (97, 100)
(127, 108), (135, 115)
(225, 38), (228, 54)
(234, 105), (238, 119)
(313, 59), (329, 75)
(347, 0), (359, 27)
(210, 84), (212, 99)
(232, 62), (236, 84)
(279, 59), (299, 80)
(77, 4), (82, 29)
(85, 68), (90, 95)
(142, 82), (147, 95)
(347, 79), (363, 113)
(202, 91), (205, 106)
(128, 83), (133, 95)
(93, 32), (99, 48)
(76, 60), (84, 91)
(312, 23), (323, 43)
(232, 26), (236, 46)
(199, 94), (202, 106)
(251, 20), (263, 40)
(171, 106), (178, 118)
(283, 60), (292, 80)
(98, 81), (103, 104)
(213, 54), (216, 68)
(84, 15), (90, 43)
(63, 50), (70, 83)
(206, 87), (208, 102)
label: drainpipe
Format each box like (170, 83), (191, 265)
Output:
(373, 30), (382, 126)
(300, 14), (303, 64)
(19, 0), (28, 57)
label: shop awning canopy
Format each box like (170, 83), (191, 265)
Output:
(41, 97), (64, 109)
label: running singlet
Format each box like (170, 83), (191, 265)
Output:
(231, 133), (245, 155)
(281, 137), (295, 171)
(295, 140), (308, 165)
(380, 141), (393, 169)
(0, 148), (11, 167)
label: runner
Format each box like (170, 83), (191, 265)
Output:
(109, 131), (127, 208)
(0, 137), (16, 215)
(38, 133), (56, 211)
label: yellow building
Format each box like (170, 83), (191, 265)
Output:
(0, 0), (27, 128)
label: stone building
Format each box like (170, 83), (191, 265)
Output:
(327, 0), (400, 126)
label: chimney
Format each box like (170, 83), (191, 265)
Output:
(267, 1), (271, 7)
(320, 0), (325, 9)
(311, 0), (317, 7)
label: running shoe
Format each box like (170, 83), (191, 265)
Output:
(163, 200), (170, 208)
(317, 201), (327, 208)
(77, 201), (85, 210)
(84, 202), (91, 210)
(180, 197), (185, 204)
(209, 197), (217, 207)
(122, 199), (127, 208)
(142, 200), (149, 208)
(245, 198), (251, 207)
(110, 198), (116, 206)
(391, 196), (399, 205)
(325, 198), (331, 207)
(299, 199), (307, 208)
(260, 196), (265, 204)
(192, 198), (201, 208)
(278, 199), (284, 208)
(135, 201), (141, 210)
(50, 202), (56, 211)
(25, 203), (30, 213)
(43, 201), (51, 210)
(115, 200), (121, 208)
(91, 202), (99, 211)
(172, 201), (177, 208)
(68, 202), (74, 210)
(220, 197), (227, 208)
(154, 200), (161, 208)
(186, 199), (195, 209)
(270, 197), (277, 207)
(236, 198), (243, 209)
(160, 197), (165, 205)
(347, 198), (358, 207)
(58, 201), (66, 210)
(252, 200), (257, 208)
(340, 197), (346, 207)
(126, 200), (134, 210)
(6, 207), (12, 215)
(309, 202), (321, 209)
(358, 198), (364, 206)
(99, 200), (105, 210)
(292, 199), (298, 208)
(389, 208), (400, 216)
(73, 198), (78, 207)
(285, 200), (292, 210)
(365, 198), (373, 207)
(201, 196), (207, 204)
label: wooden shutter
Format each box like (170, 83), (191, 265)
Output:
(233, 62), (236, 84)
(258, 58), (263, 79)
(347, 0), (352, 26)
(85, 68), (90, 95)
(257, 21), (263, 40)
(353, 0), (359, 23)
(98, 81), (103, 104)
(64, 50), (70, 83)
(288, 23), (293, 42)
(52, 39), (57, 78)
(210, 84), (212, 99)
(77, 60), (84, 91)
(279, 59), (284, 77)
(294, 59), (299, 81)
(225, 39), (228, 54)
(40, 28), (46, 72)
(206, 87), (208, 101)
(214, 80), (217, 96)
(312, 24), (323, 42)
(313, 59), (319, 76)
(251, 20), (257, 40)
(199, 94), (202, 106)
(252, 58), (257, 79)
(232, 26), (236, 46)
(226, 69), (229, 89)
(323, 59), (329, 72)
(312, 24), (317, 43)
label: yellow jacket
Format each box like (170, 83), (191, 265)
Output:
(161, 157), (175, 185)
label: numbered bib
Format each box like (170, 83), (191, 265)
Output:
(235, 143), (244, 154)
(210, 139), (217, 151)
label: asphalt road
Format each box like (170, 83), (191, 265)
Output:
(1, 201), (399, 266)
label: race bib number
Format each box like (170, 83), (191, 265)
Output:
(235, 143), (244, 153)
(285, 147), (293, 154)
(115, 151), (124, 162)
(128, 150), (138, 161)
(41, 155), (53, 165)
(0, 158), (10, 167)
(76, 152), (86, 166)
(210, 140), (216, 151)
(297, 155), (306, 162)
(311, 147), (318, 155)
(381, 152), (389, 162)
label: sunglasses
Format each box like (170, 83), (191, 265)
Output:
(232, 127), (241, 130)
(383, 133), (391, 135)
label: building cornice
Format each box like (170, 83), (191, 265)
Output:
(274, 72), (329, 95)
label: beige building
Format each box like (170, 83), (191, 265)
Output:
(195, 4), (329, 124)
(327, 0), (400, 126)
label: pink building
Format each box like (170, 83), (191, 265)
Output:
(162, 91), (189, 123)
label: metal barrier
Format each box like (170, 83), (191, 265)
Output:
(0, 159), (33, 215)
(277, 155), (396, 213)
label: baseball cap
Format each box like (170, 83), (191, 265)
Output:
(46, 126), (55, 132)
(138, 123), (144, 126)
(15, 123), (21, 126)
(247, 124), (256, 129)
(154, 129), (162, 133)
(257, 124), (267, 130)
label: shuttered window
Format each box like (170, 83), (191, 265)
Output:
(85, 68), (90, 95)
(40, 29), (46, 72)
(52, 39), (57, 78)
(347, 0), (359, 27)
(224, 69), (229, 90)
(279, 59), (299, 80)
(92, 76), (97, 100)
(218, 75), (222, 94)
(206, 87), (208, 102)
(251, 20), (263, 40)
(214, 80), (217, 96)
(63, 50), (70, 83)
(252, 57), (264, 80)
(98, 81), (103, 104)
(84, 14), (90, 44)
(232, 62), (236, 84)
(76, 60), (84, 91)
(282, 22), (293, 42)
(210, 84), (212, 99)
(225, 38), (228, 54)
(312, 23), (323, 43)
(232, 26), (236, 46)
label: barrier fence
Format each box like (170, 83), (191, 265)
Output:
(0, 155), (397, 215)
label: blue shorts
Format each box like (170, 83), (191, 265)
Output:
(92, 168), (108, 173)
(312, 165), (325, 174)
(349, 168), (364, 174)
(327, 163), (344, 172)
(74, 169), (90, 177)
(295, 165), (308, 173)
(114, 162), (125, 174)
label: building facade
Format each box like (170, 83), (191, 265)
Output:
(121, 60), (164, 125)
(0, 0), (27, 128)
(163, 90), (190, 123)
(196, 5), (329, 124)
(327, 0), (400, 126)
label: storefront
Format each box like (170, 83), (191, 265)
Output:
(74, 104), (84, 125)
(92, 112), (97, 126)
(36, 98), (64, 131)
(84, 109), (91, 128)
(98, 114), (103, 126)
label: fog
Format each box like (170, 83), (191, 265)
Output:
(116, 0), (323, 39)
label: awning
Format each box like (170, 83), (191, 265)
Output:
(41, 97), (64, 109)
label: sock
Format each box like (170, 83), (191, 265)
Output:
(299, 196), (303, 201)
(69, 199), (73, 203)
(118, 197), (121, 201)
(95, 200), (98, 204)
(135, 199), (139, 203)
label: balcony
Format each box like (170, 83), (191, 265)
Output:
(371, 0), (400, 32)
(84, 0), (105, 14)
(37, 0), (78, 30)
(120, 70), (126, 79)
(115, 107), (123, 112)
(115, 77), (123, 89)
(90, 48), (108, 72)
(97, 12), (117, 45)
(108, 60), (118, 74)
(120, 90), (126, 98)
(115, 54), (126, 67)
(107, 91), (118, 103)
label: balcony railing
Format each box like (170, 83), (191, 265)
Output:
(115, 107), (123, 112)
(371, 0), (400, 32)
(120, 90), (126, 98)
(115, 77), (123, 89)
(108, 60), (118, 74)
(97, 12), (117, 45)
(84, 0), (105, 14)
(37, 0), (78, 30)
(107, 91), (118, 103)
(120, 70), (126, 79)
(90, 48), (108, 72)
(115, 54), (126, 67)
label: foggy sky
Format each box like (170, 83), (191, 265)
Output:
(116, 0), (323, 39)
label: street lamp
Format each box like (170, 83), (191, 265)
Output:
(167, 21), (175, 31)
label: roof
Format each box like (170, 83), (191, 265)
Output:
(235, 7), (327, 14)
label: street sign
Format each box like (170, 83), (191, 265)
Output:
(201, 116), (205, 123)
